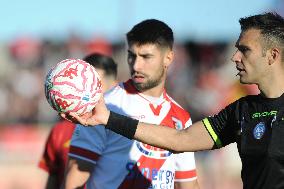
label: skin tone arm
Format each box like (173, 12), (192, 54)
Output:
(63, 97), (214, 153)
(62, 157), (94, 189)
(134, 120), (214, 153)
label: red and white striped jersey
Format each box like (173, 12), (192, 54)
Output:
(69, 80), (197, 189)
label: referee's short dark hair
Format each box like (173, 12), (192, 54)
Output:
(239, 12), (284, 58)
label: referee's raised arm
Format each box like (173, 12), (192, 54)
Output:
(63, 96), (215, 152)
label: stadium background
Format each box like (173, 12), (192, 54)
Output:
(0, 0), (282, 188)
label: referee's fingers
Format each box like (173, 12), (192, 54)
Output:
(69, 112), (88, 126)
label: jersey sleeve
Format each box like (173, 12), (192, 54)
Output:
(38, 126), (58, 174)
(202, 100), (239, 148)
(69, 89), (120, 164)
(174, 152), (197, 182)
(174, 117), (197, 182)
(69, 124), (108, 164)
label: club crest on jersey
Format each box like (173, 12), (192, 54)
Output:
(253, 122), (266, 139)
(172, 116), (183, 130)
(135, 142), (172, 159)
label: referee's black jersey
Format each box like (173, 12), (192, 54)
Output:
(202, 93), (284, 189)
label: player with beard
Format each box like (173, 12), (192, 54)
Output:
(63, 19), (199, 189)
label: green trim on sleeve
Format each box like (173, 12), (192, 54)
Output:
(202, 118), (222, 148)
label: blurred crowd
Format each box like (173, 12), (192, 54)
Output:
(0, 34), (258, 125)
(0, 34), (113, 124)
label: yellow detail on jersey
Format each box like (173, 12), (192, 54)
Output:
(202, 118), (222, 148)
(63, 140), (71, 148)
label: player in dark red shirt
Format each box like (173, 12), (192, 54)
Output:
(39, 53), (117, 189)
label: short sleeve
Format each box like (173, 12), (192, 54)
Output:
(174, 152), (197, 182)
(174, 116), (197, 182)
(69, 124), (108, 164)
(202, 100), (239, 148)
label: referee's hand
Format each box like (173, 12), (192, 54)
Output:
(60, 96), (110, 127)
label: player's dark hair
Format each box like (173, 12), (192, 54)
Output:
(83, 53), (117, 78)
(126, 19), (174, 50)
(239, 12), (284, 57)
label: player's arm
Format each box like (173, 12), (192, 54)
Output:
(63, 97), (215, 152)
(62, 157), (94, 189)
(65, 114), (214, 152)
(133, 119), (214, 152)
(175, 179), (200, 189)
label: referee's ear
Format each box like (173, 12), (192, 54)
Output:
(267, 47), (280, 65)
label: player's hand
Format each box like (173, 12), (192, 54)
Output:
(60, 96), (110, 127)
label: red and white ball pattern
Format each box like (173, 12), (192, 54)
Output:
(45, 59), (102, 115)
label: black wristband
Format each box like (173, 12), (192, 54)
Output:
(105, 111), (139, 139)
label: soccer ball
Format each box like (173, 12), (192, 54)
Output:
(45, 59), (103, 115)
